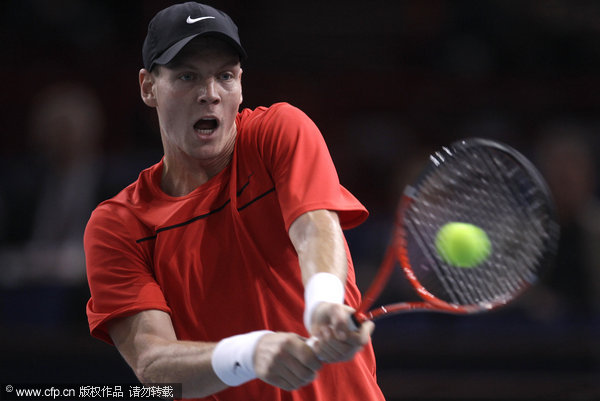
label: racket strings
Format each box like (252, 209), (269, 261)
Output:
(451, 153), (543, 303)
(404, 145), (553, 308)
(475, 147), (550, 284)
(419, 157), (518, 305)
(454, 149), (547, 299)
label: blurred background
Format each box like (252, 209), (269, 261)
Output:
(1, 0), (599, 399)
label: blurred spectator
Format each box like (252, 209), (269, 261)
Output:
(531, 124), (600, 319)
(0, 82), (105, 287)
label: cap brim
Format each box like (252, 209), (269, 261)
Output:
(152, 33), (247, 70)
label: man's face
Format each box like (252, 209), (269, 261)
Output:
(142, 38), (243, 167)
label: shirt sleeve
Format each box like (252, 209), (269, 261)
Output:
(84, 203), (171, 344)
(254, 103), (368, 231)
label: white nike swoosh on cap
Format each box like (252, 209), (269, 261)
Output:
(186, 16), (216, 24)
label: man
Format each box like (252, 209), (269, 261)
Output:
(84, 2), (385, 400)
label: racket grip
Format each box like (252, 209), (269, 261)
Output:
(351, 311), (368, 329)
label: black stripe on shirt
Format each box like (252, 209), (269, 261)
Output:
(135, 187), (275, 243)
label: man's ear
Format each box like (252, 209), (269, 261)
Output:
(139, 68), (157, 107)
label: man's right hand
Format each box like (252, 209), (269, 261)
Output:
(253, 332), (322, 391)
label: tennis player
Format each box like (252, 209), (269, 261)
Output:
(84, 2), (384, 400)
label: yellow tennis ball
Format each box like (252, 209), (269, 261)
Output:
(435, 222), (491, 268)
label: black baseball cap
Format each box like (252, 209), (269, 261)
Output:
(142, 2), (246, 71)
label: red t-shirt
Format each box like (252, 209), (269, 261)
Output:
(84, 103), (385, 400)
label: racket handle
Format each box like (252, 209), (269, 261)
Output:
(350, 311), (367, 329)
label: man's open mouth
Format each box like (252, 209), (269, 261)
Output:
(194, 118), (219, 133)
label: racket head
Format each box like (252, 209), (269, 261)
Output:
(367, 138), (560, 320)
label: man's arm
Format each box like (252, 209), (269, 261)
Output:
(108, 309), (321, 398)
(288, 209), (374, 363)
(108, 310), (226, 397)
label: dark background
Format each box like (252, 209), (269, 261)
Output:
(1, 1), (599, 400)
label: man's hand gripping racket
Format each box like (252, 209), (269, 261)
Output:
(309, 138), (559, 356)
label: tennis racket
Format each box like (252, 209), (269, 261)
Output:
(351, 137), (560, 326)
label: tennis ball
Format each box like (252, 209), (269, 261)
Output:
(435, 222), (491, 268)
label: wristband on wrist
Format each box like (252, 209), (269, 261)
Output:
(211, 330), (273, 386)
(303, 272), (345, 332)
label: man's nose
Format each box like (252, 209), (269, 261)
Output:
(197, 79), (220, 104)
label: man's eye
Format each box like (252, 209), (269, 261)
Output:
(179, 73), (195, 81)
(219, 72), (234, 81)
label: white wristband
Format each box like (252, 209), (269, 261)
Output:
(211, 330), (273, 387)
(303, 272), (345, 332)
